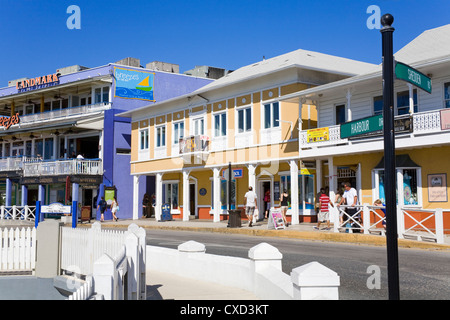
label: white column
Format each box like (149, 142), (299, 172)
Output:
(328, 157), (336, 224)
(290, 160), (299, 225)
(132, 175), (140, 220)
(182, 170), (190, 221)
(316, 159), (322, 194)
(248, 164), (256, 191)
(408, 83), (414, 114)
(213, 167), (221, 222)
(155, 173), (163, 221)
(346, 89), (352, 122)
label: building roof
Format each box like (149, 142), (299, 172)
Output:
(395, 24), (450, 65)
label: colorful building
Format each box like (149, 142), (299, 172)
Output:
(280, 24), (450, 224)
(0, 58), (213, 220)
(121, 49), (376, 222)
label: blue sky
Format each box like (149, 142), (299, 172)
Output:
(0, 0), (448, 86)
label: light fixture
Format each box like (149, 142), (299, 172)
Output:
(29, 133), (36, 139)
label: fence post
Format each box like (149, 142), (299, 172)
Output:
(363, 204), (371, 234)
(291, 261), (340, 300)
(333, 207), (340, 233)
(128, 224), (146, 300)
(248, 242), (283, 273)
(125, 232), (139, 300)
(93, 253), (115, 300)
(35, 219), (63, 278)
(435, 208), (444, 244)
(396, 206), (405, 239)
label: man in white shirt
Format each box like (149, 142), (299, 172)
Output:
(244, 186), (257, 227)
(339, 182), (360, 230)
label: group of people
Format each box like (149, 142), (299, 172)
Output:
(97, 196), (119, 222)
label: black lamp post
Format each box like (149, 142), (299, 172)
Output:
(381, 13), (400, 300)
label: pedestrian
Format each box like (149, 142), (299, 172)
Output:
(280, 189), (290, 227)
(111, 196), (119, 222)
(335, 188), (344, 226)
(142, 193), (150, 218)
(244, 186), (257, 227)
(314, 188), (334, 230)
(99, 196), (107, 222)
(264, 190), (270, 219)
(373, 199), (386, 230)
(338, 182), (359, 230)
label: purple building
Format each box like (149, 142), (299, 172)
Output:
(0, 58), (213, 221)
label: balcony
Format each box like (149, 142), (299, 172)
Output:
(23, 158), (103, 177)
(300, 109), (449, 150)
(19, 101), (111, 125)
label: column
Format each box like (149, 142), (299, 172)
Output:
(5, 178), (12, 207)
(408, 83), (414, 114)
(328, 157), (336, 200)
(38, 184), (45, 205)
(248, 164), (256, 191)
(155, 173), (163, 221)
(21, 185), (28, 206)
(290, 160), (299, 225)
(316, 159), (322, 194)
(346, 89), (352, 121)
(133, 175), (140, 220)
(213, 167), (221, 222)
(72, 182), (79, 228)
(182, 170), (190, 221)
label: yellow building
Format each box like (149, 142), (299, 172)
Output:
(120, 49), (376, 223)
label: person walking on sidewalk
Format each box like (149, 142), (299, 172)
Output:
(99, 196), (107, 222)
(315, 189), (333, 230)
(244, 186), (257, 227)
(111, 196), (119, 222)
(280, 189), (290, 227)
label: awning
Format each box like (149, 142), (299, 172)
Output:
(374, 154), (420, 169)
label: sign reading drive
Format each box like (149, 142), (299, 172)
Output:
(395, 61), (432, 94)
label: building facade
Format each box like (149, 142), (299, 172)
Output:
(122, 49), (377, 223)
(0, 58), (213, 220)
(280, 25), (450, 225)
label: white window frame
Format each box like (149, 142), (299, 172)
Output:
(444, 81), (450, 109)
(173, 121), (184, 144)
(138, 127), (149, 161)
(162, 180), (180, 213)
(236, 105), (252, 134)
(155, 125), (166, 148)
(190, 113), (206, 137)
(213, 111), (227, 137)
(262, 101), (280, 130)
(92, 85), (110, 104)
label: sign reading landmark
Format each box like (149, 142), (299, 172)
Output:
(114, 67), (155, 101)
(395, 61), (432, 94)
(16, 73), (60, 93)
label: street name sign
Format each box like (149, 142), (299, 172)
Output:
(340, 114), (383, 139)
(395, 61), (432, 94)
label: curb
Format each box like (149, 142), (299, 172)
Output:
(86, 222), (450, 251)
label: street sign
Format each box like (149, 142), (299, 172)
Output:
(395, 61), (432, 94)
(340, 114), (383, 139)
(222, 168), (243, 179)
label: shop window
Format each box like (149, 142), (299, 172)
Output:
(397, 89), (417, 115)
(445, 82), (450, 108)
(375, 168), (420, 206)
(264, 102), (280, 129)
(139, 129), (149, 150)
(156, 125), (166, 148)
(237, 107), (252, 133)
(162, 182), (178, 210)
(173, 121), (184, 144)
(214, 112), (227, 137)
(373, 96), (383, 115)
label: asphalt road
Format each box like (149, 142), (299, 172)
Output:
(146, 229), (450, 300)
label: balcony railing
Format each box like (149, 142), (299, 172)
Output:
(23, 158), (103, 176)
(19, 101), (111, 124)
(300, 109), (446, 149)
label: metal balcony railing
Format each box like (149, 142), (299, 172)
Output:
(22, 158), (103, 177)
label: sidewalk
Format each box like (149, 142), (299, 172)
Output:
(81, 216), (450, 250)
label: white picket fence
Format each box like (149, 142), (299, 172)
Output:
(60, 223), (127, 276)
(0, 206), (36, 221)
(0, 227), (36, 271)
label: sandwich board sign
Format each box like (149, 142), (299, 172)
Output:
(267, 208), (285, 230)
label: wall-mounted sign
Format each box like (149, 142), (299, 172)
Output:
(41, 202), (71, 214)
(428, 173), (447, 202)
(306, 127), (329, 143)
(16, 74), (60, 93)
(0, 113), (20, 129)
(114, 67), (155, 101)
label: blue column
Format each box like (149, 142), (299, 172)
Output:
(34, 200), (41, 228)
(97, 183), (104, 220)
(5, 178), (12, 207)
(38, 185), (45, 205)
(21, 185), (28, 207)
(72, 183), (79, 228)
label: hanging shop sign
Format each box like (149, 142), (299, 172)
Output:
(0, 113), (20, 130)
(16, 73), (60, 93)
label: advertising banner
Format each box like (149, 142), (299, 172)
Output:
(114, 67), (155, 101)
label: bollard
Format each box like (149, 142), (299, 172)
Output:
(291, 261), (340, 300)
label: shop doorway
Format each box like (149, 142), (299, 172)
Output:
(189, 183), (196, 218)
(258, 179), (272, 221)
